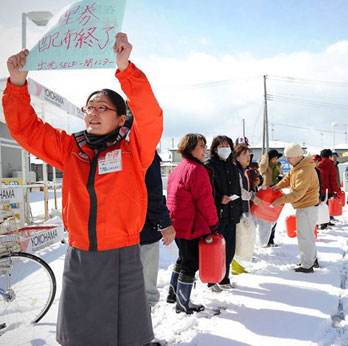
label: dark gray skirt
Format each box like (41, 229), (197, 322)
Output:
(56, 245), (153, 346)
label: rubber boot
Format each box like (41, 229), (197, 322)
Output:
(166, 270), (179, 304)
(231, 259), (248, 275)
(175, 275), (204, 314)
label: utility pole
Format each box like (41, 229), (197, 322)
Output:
(242, 118), (245, 138)
(262, 75), (269, 154)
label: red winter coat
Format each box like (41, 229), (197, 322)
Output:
(167, 158), (218, 240)
(317, 158), (340, 196)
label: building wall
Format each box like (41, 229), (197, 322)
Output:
(0, 123), (22, 178)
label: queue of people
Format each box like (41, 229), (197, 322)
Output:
(3, 33), (345, 346)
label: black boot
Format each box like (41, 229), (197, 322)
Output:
(175, 274), (204, 314)
(166, 270), (179, 304)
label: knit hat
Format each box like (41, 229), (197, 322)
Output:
(332, 151), (338, 157)
(268, 149), (282, 161)
(284, 143), (303, 157)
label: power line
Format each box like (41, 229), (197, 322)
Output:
(268, 75), (348, 88)
(270, 122), (346, 135)
(267, 94), (348, 110)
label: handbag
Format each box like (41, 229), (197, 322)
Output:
(235, 213), (256, 260)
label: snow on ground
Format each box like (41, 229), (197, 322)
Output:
(2, 191), (348, 345)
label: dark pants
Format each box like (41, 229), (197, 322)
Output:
(268, 223), (277, 245)
(208, 223), (236, 286)
(174, 238), (200, 279)
(219, 223), (237, 285)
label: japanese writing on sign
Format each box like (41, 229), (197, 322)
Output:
(21, 0), (126, 71)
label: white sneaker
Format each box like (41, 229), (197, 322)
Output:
(209, 284), (223, 293)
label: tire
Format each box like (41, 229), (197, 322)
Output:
(0, 252), (56, 331)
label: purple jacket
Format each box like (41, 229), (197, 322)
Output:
(167, 158), (218, 240)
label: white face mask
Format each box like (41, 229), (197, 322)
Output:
(217, 147), (231, 159)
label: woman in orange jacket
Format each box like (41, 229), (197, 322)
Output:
(3, 33), (163, 346)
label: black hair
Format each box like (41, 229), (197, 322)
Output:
(320, 149), (332, 158)
(209, 135), (234, 160)
(86, 89), (126, 116)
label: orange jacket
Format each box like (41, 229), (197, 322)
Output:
(2, 62), (163, 251)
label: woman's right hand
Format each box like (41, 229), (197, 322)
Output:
(7, 49), (29, 86)
(253, 196), (263, 206)
(221, 195), (231, 204)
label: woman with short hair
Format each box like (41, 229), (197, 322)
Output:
(166, 133), (218, 314)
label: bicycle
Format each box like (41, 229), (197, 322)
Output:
(0, 215), (56, 334)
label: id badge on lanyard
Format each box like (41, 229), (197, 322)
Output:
(98, 149), (122, 174)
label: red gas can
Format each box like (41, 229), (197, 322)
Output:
(199, 234), (226, 283)
(286, 215), (297, 237)
(251, 186), (284, 222)
(329, 197), (342, 216)
(286, 215), (318, 238)
(340, 191), (346, 208)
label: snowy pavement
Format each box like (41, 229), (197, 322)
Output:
(2, 196), (348, 345)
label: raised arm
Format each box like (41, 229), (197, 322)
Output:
(2, 50), (71, 171)
(114, 33), (163, 169)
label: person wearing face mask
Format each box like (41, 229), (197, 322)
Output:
(205, 136), (242, 292)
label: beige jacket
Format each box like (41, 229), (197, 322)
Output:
(276, 156), (319, 209)
(259, 154), (283, 187)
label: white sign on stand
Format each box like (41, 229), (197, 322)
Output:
(20, 224), (64, 253)
(0, 185), (25, 226)
(0, 186), (23, 205)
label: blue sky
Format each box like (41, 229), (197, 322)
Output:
(123, 0), (348, 58)
(1, 0), (348, 151)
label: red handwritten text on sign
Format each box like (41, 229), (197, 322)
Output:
(38, 2), (115, 52)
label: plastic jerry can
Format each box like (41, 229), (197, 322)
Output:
(286, 215), (297, 237)
(329, 197), (342, 216)
(199, 234), (226, 283)
(340, 191), (346, 208)
(286, 214), (318, 238)
(251, 186), (284, 222)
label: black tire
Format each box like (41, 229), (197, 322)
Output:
(0, 252), (56, 329)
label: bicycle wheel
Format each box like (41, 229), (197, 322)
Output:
(0, 252), (56, 331)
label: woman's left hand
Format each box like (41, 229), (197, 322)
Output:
(113, 32), (132, 71)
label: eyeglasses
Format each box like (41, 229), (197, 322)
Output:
(198, 144), (207, 149)
(81, 105), (117, 114)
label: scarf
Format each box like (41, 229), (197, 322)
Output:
(84, 126), (130, 150)
(269, 161), (281, 185)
